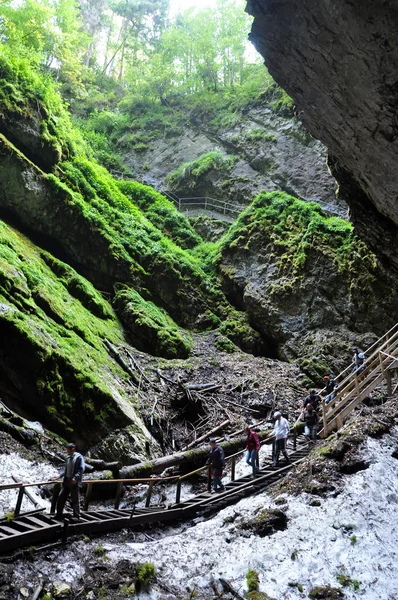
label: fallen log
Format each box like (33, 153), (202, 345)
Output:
(185, 419), (230, 450)
(0, 416), (38, 446)
(85, 458), (122, 474)
(120, 429), (272, 479)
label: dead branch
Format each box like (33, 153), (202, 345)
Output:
(156, 370), (177, 385)
(220, 578), (245, 600)
(104, 339), (139, 385)
(185, 419), (230, 450)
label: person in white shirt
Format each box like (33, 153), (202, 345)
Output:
(265, 411), (290, 467)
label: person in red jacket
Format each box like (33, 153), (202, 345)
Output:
(245, 426), (260, 477)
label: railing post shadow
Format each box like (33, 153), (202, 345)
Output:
(114, 482), (123, 510)
(175, 479), (181, 504)
(84, 482), (93, 511)
(14, 486), (24, 516)
(145, 481), (154, 508)
(207, 465), (212, 492)
(231, 457), (236, 481)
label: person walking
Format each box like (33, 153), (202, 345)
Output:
(324, 375), (338, 404)
(302, 403), (319, 443)
(206, 438), (225, 492)
(352, 347), (365, 373)
(265, 411), (290, 467)
(245, 426), (261, 477)
(303, 389), (321, 411)
(55, 442), (85, 521)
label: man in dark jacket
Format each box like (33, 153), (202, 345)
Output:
(303, 389), (321, 411)
(55, 443), (85, 521)
(302, 404), (319, 443)
(245, 426), (261, 476)
(207, 438), (225, 492)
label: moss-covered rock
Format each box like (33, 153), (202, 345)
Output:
(114, 288), (192, 359)
(239, 508), (288, 537)
(215, 191), (398, 372)
(0, 220), (151, 448)
(309, 586), (344, 599)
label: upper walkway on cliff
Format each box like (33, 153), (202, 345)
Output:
(163, 190), (348, 223)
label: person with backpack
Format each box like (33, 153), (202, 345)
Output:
(245, 426), (261, 477)
(206, 438), (225, 492)
(352, 347), (366, 373)
(302, 403), (319, 443)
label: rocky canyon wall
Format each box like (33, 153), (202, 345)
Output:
(247, 0), (398, 270)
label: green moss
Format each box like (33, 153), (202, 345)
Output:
(166, 151), (236, 189)
(336, 574), (360, 591)
(246, 569), (260, 592)
(244, 130), (277, 144)
(114, 288), (192, 358)
(219, 313), (264, 354)
(214, 191), (377, 297)
(215, 335), (237, 353)
(0, 221), (136, 443)
(93, 545), (107, 556)
(117, 180), (202, 250)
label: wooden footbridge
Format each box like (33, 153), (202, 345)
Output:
(1, 323), (397, 555)
(0, 437), (310, 554)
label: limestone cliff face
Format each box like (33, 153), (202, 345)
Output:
(247, 0), (398, 270)
(124, 103), (339, 210)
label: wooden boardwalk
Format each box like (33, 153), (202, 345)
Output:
(0, 440), (310, 554)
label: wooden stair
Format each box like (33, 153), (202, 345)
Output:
(319, 323), (398, 437)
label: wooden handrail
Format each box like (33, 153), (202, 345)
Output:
(0, 475), (180, 492)
(320, 323), (398, 436)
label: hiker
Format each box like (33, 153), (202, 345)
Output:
(324, 375), (338, 404)
(352, 347), (365, 373)
(206, 438), (225, 492)
(55, 443), (85, 521)
(265, 411), (290, 467)
(245, 426), (261, 477)
(303, 389), (321, 411)
(302, 403), (319, 443)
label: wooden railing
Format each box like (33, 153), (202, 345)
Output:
(0, 430), (302, 518)
(320, 323), (398, 437)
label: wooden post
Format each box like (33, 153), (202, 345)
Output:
(145, 480), (154, 507)
(354, 375), (361, 399)
(114, 482), (124, 510)
(386, 370), (392, 396)
(322, 398), (327, 438)
(175, 479), (182, 504)
(207, 465), (212, 492)
(84, 482), (93, 511)
(231, 457), (236, 481)
(14, 486), (24, 516)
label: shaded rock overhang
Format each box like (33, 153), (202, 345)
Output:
(246, 0), (398, 270)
